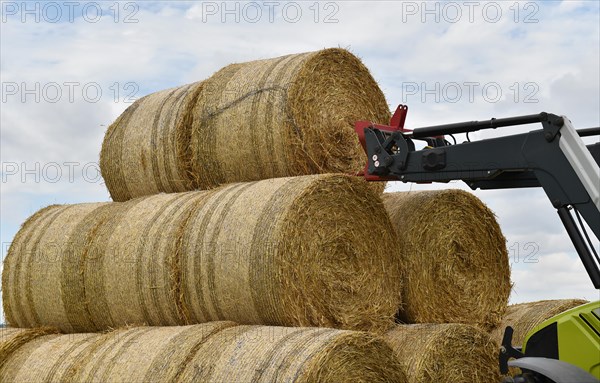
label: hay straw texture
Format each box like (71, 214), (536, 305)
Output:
(100, 82), (204, 201)
(3, 174), (401, 333)
(384, 323), (499, 383)
(491, 299), (587, 346)
(179, 324), (407, 383)
(382, 190), (511, 330)
(100, 48), (390, 201)
(0, 327), (58, 370)
(1, 203), (109, 332)
(0, 323), (408, 383)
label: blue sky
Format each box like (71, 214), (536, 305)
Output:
(1, 1), (599, 323)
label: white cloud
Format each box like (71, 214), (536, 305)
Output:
(510, 252), (599, 302)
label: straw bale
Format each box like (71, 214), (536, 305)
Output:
(3, 174), (400, 333)
(384, 323), (499, 383)
(383, 190), (511, 330)
(100, 48), (389, 201)
(180, 324), (407, 383)
(180, 174), (400, 332)
(0, 323), (407, 383)
(491, 299), (588, 346)
(100, 82), (204, 201)
(1, 203), (108, 331)
(191, 48), (390, 190)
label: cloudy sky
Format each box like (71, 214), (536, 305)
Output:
(1, 1), (599, 323)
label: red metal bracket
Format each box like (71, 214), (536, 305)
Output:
(354, 104), (412, 180)
(390, 104), (409, 130)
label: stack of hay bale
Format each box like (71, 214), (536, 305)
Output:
(3, 47), (574, 383)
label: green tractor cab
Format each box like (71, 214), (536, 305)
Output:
(500, 300), (600, 382)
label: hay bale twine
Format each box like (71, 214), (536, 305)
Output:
(100, 49), (389, 201)
(384, 323), (499, 383)
(100, 82), (204, 201)
(382, 190), (511, 329)
(491, 299), (588, 346)
(192, 48), (390, 190)
(3, 174), (400, 333)
(0, 323), (407, 383)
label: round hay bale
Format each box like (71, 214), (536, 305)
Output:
(100, 82), (204, 201)
(100, 48), (389, 201)
(3, 174), (400, 333)
(384, 323), (499, 383)
(178, 324), (408, 383)
(192, 48), (390, 190)
(1, 203), (108, 331)
(382, 190), (511, 330)
(181, 174), (400, 332)
(491, 299), (588, 346)
(0, 323), (407, 383)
